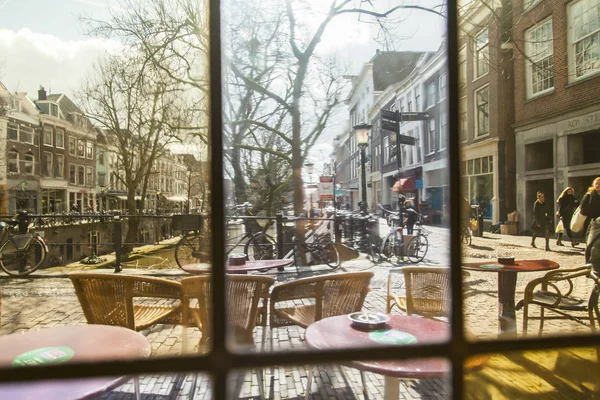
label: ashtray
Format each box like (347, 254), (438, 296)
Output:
(348, 312), (390, 330)
(497, 256), (515, 265)
(228, 254), (247, 266)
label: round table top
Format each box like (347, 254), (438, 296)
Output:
(462, 259), (559, 273)
(0, 325), (151, 400)
(305, 314), (451, 378)
(181, 259), (293, 274)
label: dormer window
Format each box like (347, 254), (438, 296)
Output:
(50, 103), (59, 117)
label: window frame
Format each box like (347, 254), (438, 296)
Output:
(69, 164), (76, 185)
(86, 142), (94, 160)
(3, 4), (597, 399)
(55, 129), (65, 149)
(77, 139), (85, 158)
(23, 153), (35, 175)
(439, 73), (447, 101)
(475, 85), (490, 138)
(474, 27), (489, 79)
(43, 126), (54, 147)
(55, 154), (64, 178)
(427, 117), (436, 155)
(7, 122), (18, 141)
(78, 165), (85, 186)
(20, 125), (34, 145)
(567, 0), (600, 82)
(43, 151), (53, 177)
(439, 112), (448, 151)
(7, 150), (19, 174)
(69, 136), (77, 156)
(86, 166), (94, 186)
(525, 17), (554, 98)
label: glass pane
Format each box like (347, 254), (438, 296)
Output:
(465, 348), (600, 398)
(240, 360), (452, 399)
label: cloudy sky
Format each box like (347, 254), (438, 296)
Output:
(0, 0), (445, 163)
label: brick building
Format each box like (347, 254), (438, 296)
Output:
(458, 0), (516, 225)
(512, 0), (600, 227)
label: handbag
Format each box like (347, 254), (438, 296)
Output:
(556, 219), (564, 234)
(570, 206), (587, 233)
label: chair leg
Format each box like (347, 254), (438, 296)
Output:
(188, 373), (198, 400)
(256, 368), (266, 400)
(522, 303), (529, 337)
(134, 376), (141, 400)
(360, 370), (368, 397)
(304, 367), (313, 400)
(538, 308), (545, 336)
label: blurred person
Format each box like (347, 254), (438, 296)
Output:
(403, 200), (419, 235)
(581, 177), (600, 243)
(556, 187), (579, 247)
(531, 191), (551, 251)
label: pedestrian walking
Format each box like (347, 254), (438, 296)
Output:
(581, 177), (600, 242)
(531, 191), (551, 251)
(556, 187), (579, 247)
(403, 200), (419, 235)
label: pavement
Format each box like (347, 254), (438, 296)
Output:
(1, 226), (599, 399)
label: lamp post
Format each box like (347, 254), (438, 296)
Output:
(99, 184), (107, 213)
(304, 162), (314, 217)
(353, 123), (371, 215)
(156, 191), (161, 215)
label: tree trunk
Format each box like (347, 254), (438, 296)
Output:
(123, 188), (139, 255)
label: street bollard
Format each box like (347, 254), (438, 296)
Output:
(348, 215), (354, 246)
(334, 215), (342, 244)
(17, 210), (28, 234)
(113, 215), (122, 273)
(275, 213), (285, 271)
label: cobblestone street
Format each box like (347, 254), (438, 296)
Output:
(0, 227), (598, 399)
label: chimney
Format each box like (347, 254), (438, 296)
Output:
(38, 86), (47, 101)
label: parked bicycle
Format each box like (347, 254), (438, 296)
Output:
(378, 205), (429, 264)
(0, 211), (48, 277)
(283, 217), (340, 272)
(173, 204), (279, 268)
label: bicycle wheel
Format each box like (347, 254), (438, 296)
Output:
(244, 232), (278, 261)
(310, 241), (340, 269)
(381, 233), (400, 264)
(366, 234), (381, 264)
(0, 235), (46, 277)
(406, 235), (428, 263)
(174, 232), (207, 268)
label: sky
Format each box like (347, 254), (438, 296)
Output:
(0, 0), (445, 166)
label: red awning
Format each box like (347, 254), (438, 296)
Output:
(392, 177), (416, 192)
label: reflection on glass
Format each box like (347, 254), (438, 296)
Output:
(235, 361), (452, 400)
(465, 348), (600, 399)
(0, 373), (211, 399)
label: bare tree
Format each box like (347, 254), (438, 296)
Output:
(79, 54), (193, 253)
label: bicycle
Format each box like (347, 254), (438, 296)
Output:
(173, 205), (279, 268)
(405, 218), (429, 263)
(283, 217), (340, 272)
(0, 211), (48, 277)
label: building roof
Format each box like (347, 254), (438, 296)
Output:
(370, 51), (427, 91)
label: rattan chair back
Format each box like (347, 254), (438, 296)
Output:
(402, 266), (451, 319)
(69, 273), (183, 331)
(181, 274), (274, 348)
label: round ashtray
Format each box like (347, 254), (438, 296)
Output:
(497, 256), (515, 265)
(348, 312), (390, 330)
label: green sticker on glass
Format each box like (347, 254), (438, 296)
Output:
(12, 347), (74, 367)
(368, 330), (418, 345)
(480, 264), (504, 269)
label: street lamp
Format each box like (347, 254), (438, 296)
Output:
(99, 184), (107, 213)
(156, 191), (161, 215)
(304, 162), (314, 217)
(353, 123), (371, 214)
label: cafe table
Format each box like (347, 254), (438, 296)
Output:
(181, 259), (293, 275)
(462, 259), (559, 336)
(304, 314), (487, 400)
(0, 324), (151, 400)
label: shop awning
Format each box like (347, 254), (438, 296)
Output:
(166, 195), (187, 203)
(115, 195), (142, 201)
(392, 177), (416, 192)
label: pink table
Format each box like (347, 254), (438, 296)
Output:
(462, 259), (559, 335)
(305, 314), (452, 399)
(0, 325), (151, 399)
(181, 259), (293, 275)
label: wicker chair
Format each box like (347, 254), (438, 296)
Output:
(388, 267), (451, 320)
(269, 272), (373, 400)
(181, 274), (275, 400)
(69, 273), (183, 331)
(387, 268), (407, 314)
(516, 265), (597, 336)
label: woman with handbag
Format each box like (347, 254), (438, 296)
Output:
(581, 177), (600, 242)
(531, 191), (551, 251)
(556, 187), (579, 247)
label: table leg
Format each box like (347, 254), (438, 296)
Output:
(384, 376), (400, 400)
(498, 271), (518, 336)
